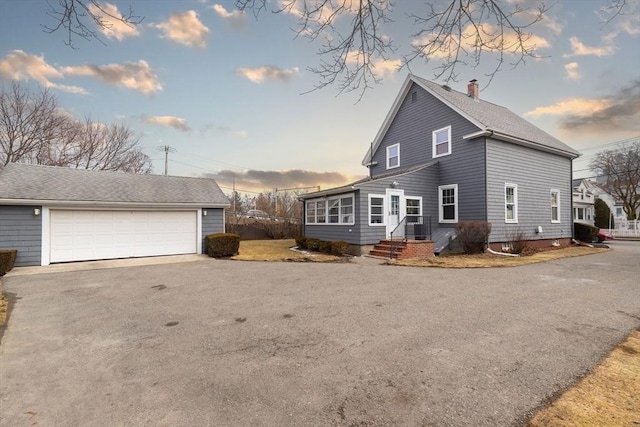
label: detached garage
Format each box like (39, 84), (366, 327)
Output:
(0, 163), (230, 266)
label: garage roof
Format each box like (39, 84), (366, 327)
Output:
(0, 163), (230, 207)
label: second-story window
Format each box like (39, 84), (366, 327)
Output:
(432, 126), (452, 158)
(387, 143), (400, 169)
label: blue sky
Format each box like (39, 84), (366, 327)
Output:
(1, 0), (639, 193)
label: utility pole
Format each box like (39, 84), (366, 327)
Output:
(156, 145), (176, 175)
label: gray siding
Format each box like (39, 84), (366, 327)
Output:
(0, 205), (42, 267)
(368, 82), (487, 228)
(486, 139), (573, 242)
(303, 193), (362, 245)
(201, 208), (225, 252)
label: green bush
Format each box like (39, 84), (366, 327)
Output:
(331, 241), (349, 256)
(455, 221), (491, 254)
(318, 240), (333, 254)
(574, 223), (599, 242)
(0, 249), (18, 276)
(295, 235), (307, 249)
(306, 238), (321, 251)
(205, 233), (240, 257)
(594, 198), (615, 229)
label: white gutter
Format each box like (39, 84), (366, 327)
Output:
(0, 199), (230, 208)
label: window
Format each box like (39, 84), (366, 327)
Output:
(505, 184), (518, 223)
(406, 197), (422, 223)
(306, 195), (354, 225)
(387, 144), (399, 169)
(550, 190), (560, 223)
(438, 184), (457, 223)
(586, 208), (592, 220)
(432, 126), (452, 158)
(616, 207), (623, 217)
(369, 195), (385, 225)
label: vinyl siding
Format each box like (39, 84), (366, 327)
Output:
(303, 194), (362, 244)
(0, 205), (42, 267)
(201, 208), (225, 252)
(486, 139), (573, 242)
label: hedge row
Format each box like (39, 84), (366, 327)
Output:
(295, 236), (349, 256)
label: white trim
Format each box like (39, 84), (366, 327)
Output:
(386, 143), (400, 169)
(197, 208), (203, 255)
(438, 184), (458, 223)
(305, 193), (355, 225)
(432, 125), (452, 158)
(0, 199), (229, 208)
(386, 188), (405, 237)
(550, 189), (561, 223)
(505, 183), (518, 223)
(41, 207), (50, 266)
(368, 194), (386, 226)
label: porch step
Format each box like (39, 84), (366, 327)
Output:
(369, 240), (406, 258)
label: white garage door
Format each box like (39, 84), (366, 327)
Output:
(50, 210), (198, 263)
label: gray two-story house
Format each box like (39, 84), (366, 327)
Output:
(300, 74), (580, 255)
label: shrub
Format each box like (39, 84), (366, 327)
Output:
(205, 233), (240, 257)
(594, 198), (615, 229)
(306, 238), (321, 251)
(505, 228), (531, 254)
(574, 223), (599, 243)
(318, 240), (333, 254)
(331, 241), (349, 256)
(455, 221), (491, 254)
(295, 235), (307, 249)
(0, 249), (17, 276)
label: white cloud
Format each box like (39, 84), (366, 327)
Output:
(155, 11), (209, 48)
(236, 65), (299, 83)
(87, 2), (140, 41)
(345, 51), (400, 78)
(525, 98), (611, 118)
(62, 60), (162, 95)
(563, 36), (615, 58)
(564, 62), (580, 80)
(143, 116), (190, 132)
(210, 4), (246, 28)
(0, 50), (88, 94)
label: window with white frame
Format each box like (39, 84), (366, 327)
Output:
(432, 126), (452, 158)
(505, 184), (518, 223)
(551, 190), (560, 223)
(406, 197), (422, 223)
(387, 144), (400, 169)
(438, 184), (457, 223)
(306, 195), (354, 225)
(369, 195), (385, 225)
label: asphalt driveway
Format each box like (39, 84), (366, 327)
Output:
(1, 241), (639, 426)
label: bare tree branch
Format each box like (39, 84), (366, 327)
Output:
(43, 0), (143, 48)
(590, 140), (640, 220)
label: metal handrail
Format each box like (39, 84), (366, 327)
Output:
(389, 216), (432, 259)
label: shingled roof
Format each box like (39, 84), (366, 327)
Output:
(363, 74), (580, 164)
(0, 163), (230, 207)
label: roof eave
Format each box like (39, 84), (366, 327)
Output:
(0, 199), (230, 208)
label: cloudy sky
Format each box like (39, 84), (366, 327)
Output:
(1, 0), (638, 193)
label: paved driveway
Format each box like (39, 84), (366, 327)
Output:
(1, 241), (639, 426)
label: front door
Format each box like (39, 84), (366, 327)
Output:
(386, 189), (404, 238)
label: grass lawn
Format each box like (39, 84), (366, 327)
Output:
(231, 239), (343, 262)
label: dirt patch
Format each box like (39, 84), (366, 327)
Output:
(231, 239), (345, 263)
(528, 329), (640, 426)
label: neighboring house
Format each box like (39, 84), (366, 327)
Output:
(584, 177), (638, 222)
(572, 179), (595, 226)
(0, 163), (229, 266)
(300, 74), (580, 255)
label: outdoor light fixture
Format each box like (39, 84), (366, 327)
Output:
(203, 210), (208, 216)
(33, 208), (41, 216)
(391, 181), (399, 188)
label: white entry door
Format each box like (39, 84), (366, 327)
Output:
(386, 189), (404, 238)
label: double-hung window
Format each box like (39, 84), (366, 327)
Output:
(387, 144), (399, 169)
(550, 190), (560, 223)
(406, 197), (422, 223)
(369, 195), (385, 225)
(306, 195), (354, 225)
(505, 184), (518, 223)
(438, 184), (457, 223)
(432, 126), (452, 158)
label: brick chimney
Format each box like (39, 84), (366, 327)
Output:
(467, 79), (479, 100)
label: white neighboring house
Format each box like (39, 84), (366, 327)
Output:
(572, 179), (595, 226)
(580, 178), (640, 237)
